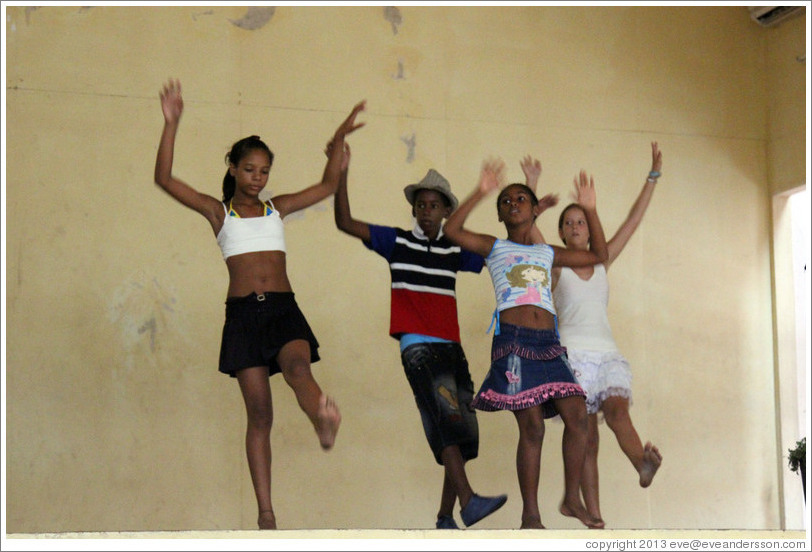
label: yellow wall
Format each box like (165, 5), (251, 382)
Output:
(3, 5), (807, 532)
(766, 12), (807, 195)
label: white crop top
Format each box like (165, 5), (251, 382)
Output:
(216, 200), (286, 260)
(486, 239), (556, 316)
(553, 264), (618, 352)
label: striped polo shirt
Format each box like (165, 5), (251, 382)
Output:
(365, 224), (484, 342)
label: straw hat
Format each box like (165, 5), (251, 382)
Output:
(403, 169), (458, 211)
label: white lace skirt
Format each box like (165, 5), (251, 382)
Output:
(566, 349), (633, 416)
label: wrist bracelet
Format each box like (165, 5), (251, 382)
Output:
(646, 177), (658, 183)
(648, 170), (661, 179)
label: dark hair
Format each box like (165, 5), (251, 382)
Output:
(222, 135), (274, 202)
(557, 202), (585, 245)
(496, 183), (539, 210)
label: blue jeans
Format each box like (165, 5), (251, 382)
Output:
(401, 342), (479, 465)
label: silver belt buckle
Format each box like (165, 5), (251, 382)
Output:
(256, 293), (266, 302)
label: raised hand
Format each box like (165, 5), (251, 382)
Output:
(479, 157), (506, 195)
(520, 155), (542, 192)
(334, 100), (366, 140)
(160, 79), (183, 125)
(650, 141), (662, 174)
(538, 192), (560, 214)
(573, 170), (597, 211)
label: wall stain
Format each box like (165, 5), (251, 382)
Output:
(400, 133), (416, 163)
(392, 59), (405, 80)
(138, 317), (158, 353)
(229, 7), (275, 30)
(108, 275), (178, 357)
(192, 10), (214, 21)
(383, 6), (402, 35)
(15, 6), (93, 29)
(24, 6), (39, 24)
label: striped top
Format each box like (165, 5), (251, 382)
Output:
(365, 224), (484, 342)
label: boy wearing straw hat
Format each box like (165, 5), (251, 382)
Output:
(332, 148), (507, 529)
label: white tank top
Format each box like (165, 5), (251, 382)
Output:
(216, 200), (286, 260)
(553, 264), (618, 352)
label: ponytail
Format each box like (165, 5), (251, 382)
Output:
(222, 170), (236, 203)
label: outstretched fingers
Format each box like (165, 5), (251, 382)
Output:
(160, 78), (181, 97)
(480, 157), (506, 194)
(521, 155), (542, 190)
(538, 193), (560, 213)
(335, 100), (367, 139)
(651, 141), (663, 173)
(159, 79), (184, 123)
(573, 170), (596, 210)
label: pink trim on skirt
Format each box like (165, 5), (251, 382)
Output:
(491, 343), (567, 362)
(473, 381), (585, 412)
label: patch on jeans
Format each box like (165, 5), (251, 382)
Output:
(438, 385), (459, 410)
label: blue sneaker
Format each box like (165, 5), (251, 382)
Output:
(435, 514), (459, 529)
(460, 493), (508, 527)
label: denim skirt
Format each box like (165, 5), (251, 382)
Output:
(472, 322), (585, 418)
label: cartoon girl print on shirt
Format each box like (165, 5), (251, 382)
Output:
(505, 263), (550, 305)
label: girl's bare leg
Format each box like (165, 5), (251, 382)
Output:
(580, 413), (603, 522)
(236, 366), (276, 529)
(556, 396), (604, 529)
(513, 406), (546, 529)
(601, 396), (662, 487)
(277, 340), (341, 450)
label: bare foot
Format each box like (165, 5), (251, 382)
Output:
(587, 508), (604, 526)
(638, 442), (662, 488)
(258, 510), (276, 530)
(560, 500), (605, 529)
(520, 516), (545, 529)
(316, 394), (341, 450)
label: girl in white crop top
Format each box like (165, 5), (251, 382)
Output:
(154, 78), (365, 530)
(551, 142), (664, 526)
(216, 199), (286, 259)
(443, 158), (609, 529)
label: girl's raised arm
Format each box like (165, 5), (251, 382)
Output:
(153, 79), (223, 229)
(443, 158), (504, 258)
(521, 155), (559, 245)
(552, 171), (608, 268)
(605, 141), (663, 268)
(332, 141), (372, 242)
(273, 101), (366, 218)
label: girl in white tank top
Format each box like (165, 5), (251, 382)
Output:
(551, 142), (664, 526)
